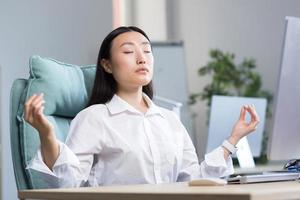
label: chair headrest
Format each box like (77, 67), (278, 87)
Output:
(25, 55), (96, 117)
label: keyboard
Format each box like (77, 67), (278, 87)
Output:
(226, 171), (300, 184)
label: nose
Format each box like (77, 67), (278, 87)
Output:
(136, 49), (146, 65)
(136, 60), (146, 64)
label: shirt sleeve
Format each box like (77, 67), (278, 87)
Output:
(27, 140), (86, 188)
(176, 124), (234, 182)
(27, 108), (103, 188)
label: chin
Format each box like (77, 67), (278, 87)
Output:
(137, 79), (151, 86)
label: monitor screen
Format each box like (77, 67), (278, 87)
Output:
(268, 16), (300, 160)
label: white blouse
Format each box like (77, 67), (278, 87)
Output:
(28, 94), (234, 188)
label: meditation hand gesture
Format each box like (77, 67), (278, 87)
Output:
(24, 93), (59, 169)
(229, 104), (260, 145)
(24, 93), (54, 136)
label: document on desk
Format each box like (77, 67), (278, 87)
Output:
(226, 172), (300, 184)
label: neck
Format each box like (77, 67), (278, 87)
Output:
(116, 87), (148, 113)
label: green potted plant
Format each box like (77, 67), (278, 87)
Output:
(190, 49), (272, 163)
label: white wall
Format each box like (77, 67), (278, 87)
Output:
(122, 0), (167, 41)
(170, 0), (300, 158)
(0, 1), (112, 199)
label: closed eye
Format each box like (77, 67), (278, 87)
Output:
(123, 51), (133, 54)
(144, 50), (151, 53)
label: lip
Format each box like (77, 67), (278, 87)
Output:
(135, 67), (149, 73)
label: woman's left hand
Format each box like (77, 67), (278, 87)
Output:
(228, 104), (260, 145)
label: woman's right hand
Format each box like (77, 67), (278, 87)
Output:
(24, 93), (59, 169)
(24, 93), (54, 136)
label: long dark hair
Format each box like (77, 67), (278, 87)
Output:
(87, 26), (154, 107)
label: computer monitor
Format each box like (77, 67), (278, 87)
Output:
(268, 16), (300, 161)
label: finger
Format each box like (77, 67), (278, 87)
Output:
(39, 106), (45, 116)
(27, 93), (42, 107)
(32, 107), (43, 124)
(33, 99), (45, 113)
(32, 100), (45, 120)
(25, 105), (34, 124)
(24, 94), (38, 120)
(24, 93), (43, 120)
(239, 105), (247, 121)
(248, 104), (260, 123)
(31, 94), (45, 115)
(34, 105), (45, 120)
(39, 106), (47, 122)
(244, 105), (256, 122)
(250, 120), (260, 130)
(248, 105), (260, 130)
(25, 94), (38, 104)
(31, 93), (44, 106)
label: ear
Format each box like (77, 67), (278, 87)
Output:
(101, 59), (112, 73)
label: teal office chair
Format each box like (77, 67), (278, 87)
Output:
(10, 55), (96, 189)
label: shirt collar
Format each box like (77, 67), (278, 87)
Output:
(105, 93), (165, 118)
(142, 93), (165, 118)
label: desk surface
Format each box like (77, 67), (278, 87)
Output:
(19, 181), (300, 200)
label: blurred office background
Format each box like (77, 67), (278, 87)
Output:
(1, 0), (300, 199)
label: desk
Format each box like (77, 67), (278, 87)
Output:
(19, 181), (300, 200)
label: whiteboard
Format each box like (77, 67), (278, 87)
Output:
(152, 42), (195, 141)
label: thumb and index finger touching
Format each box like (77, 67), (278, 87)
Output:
(239, 104), (260, 128)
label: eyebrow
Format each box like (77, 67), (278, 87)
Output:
(120, 41), (150, 47)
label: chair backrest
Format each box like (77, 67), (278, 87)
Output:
(10, 55), (96, 189)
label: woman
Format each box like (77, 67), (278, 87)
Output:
(25, 26), (259, 187)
